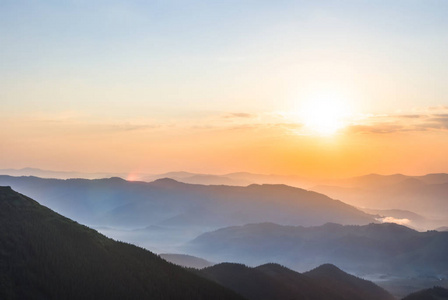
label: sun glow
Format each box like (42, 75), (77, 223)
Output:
(298, 93), (353, 135)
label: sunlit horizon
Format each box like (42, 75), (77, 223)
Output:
(2, 1), (448, 178)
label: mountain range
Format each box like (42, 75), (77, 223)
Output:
(402, 287), (448, 300)
(0, 186), (245, 300)
(311, 173), (448, 226)
(0, 175), (375, 252)
(197, 263), (394, 300)
(3, 185), (426, 300)
(186, 222), (448, 278)
(0, 168), (313, 187)
(2, 168), (447, 230)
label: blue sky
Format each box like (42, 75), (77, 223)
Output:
(2, 1), (448, 175)
(2, 0), (448, 115)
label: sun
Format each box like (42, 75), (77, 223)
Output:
(299, 94), (353, 135)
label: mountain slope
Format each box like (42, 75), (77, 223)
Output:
(198, 263), (394, 300)
(402, 286), (448, 300)
(159, 253), (213, 269)
(0, 186), (245, 300)
(304, 264), (394, 300)
(0, 176), (375, 252)
(187, 222), (448, 277)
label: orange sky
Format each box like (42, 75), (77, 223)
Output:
(2, 108), (448, 178)
(2, 2), (448, 178)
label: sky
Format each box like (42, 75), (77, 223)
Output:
(1, 0), (448, 178)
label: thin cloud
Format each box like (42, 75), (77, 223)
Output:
(222, 113), (256, 119)
(377, 216), (411, 226)
(347, 109), (448, 134)
(108, 123), (161, 132)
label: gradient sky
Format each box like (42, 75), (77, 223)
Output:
(1, 0), (448, 177)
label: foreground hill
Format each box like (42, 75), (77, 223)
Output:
(187, 222), (448, 277)
(402, 286), (448, 300)
(0, 176), (375, 252)
(0, 186), (245, 300)
(198, 263), (394, 300)
(304, 264), (394, 300)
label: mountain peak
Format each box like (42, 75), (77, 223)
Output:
(308, 263), (344, 275)
(366, 222), (417, 234)
(151, 177), (183, 186)
(0, 185), (13, 191)
(0, 186), (35, 207)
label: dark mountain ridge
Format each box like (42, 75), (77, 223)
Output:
(197, 262), (394, 300)
(0, 186), (245, 300)
(402, 286), (448, 300)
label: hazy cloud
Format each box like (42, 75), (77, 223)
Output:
(347, 124), (407, 134)
(347, 109), (448, 134)
(222, 113), (256, 119)
(108, 123), (161, 132)
(377, 217), (411, 225)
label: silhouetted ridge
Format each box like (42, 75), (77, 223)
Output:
(305, 263), (395, 300)
(307, 263), (345, 276)
(402, 286), (448, 300)
(255, 263), (291, 273)
(247, 183), (292, 189)
(365, 222), (417, 233)
(105, 176), (126, 182)
(0, 186), (245, 300)
(198, 262), (394, 300)
(150, 177), (186, 187)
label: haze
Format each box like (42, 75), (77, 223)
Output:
(2, 1), (448, 178)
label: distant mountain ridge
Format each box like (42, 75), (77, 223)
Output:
(402, 286), (448, 300)
(0, 186), (245, 300)
(312, 173), (448, 228)
(3, 168), (448, 188)
(0, 175), (375, 252)
(187, 222), (448, 277)
(0, 167), (125, 180)
(0, 168), (313, 186)
(437, 226), (448, 232)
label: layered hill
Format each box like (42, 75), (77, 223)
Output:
(402, 286), (448, 300)
(0, 176), (373, 228)
(0, 186), (245, 300)
(187, 222), (448, 277)
(311, 173), (448, 226)
(0, 176), (375, 251)
(197, 262), (394, 300)
(304, 264), (394, 300)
